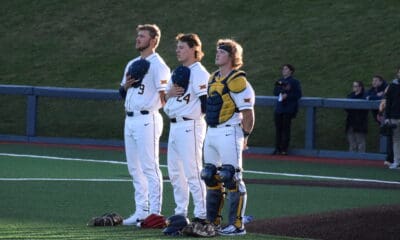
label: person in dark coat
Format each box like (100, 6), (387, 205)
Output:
(384, 66), (400, 169)
(272, 64), (302, 155)
(366, 75), (387, 123)
(345, 81), (369, 152)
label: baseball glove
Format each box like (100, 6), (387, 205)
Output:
(140, 214), (166, 228)
(182, 222), (216, 237)
(87, 212), (123, 227)
(128, 58), (150, 88)
(172, 65), (191, 93)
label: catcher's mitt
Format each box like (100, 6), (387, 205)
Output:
(87, 212), (123, 227)
(140, 214), (166, 228)
(128, 58), (150, 88)
(172, 65), (191, 93)
(182, 222), (216, 237)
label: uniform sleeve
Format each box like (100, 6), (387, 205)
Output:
(165, 76), (173, 92)
(153, 62), (171, 91)
(120, 61), (132, 86)
(191, 70), (209, 97)
(230, 82), (255, 111)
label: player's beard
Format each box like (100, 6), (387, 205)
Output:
(136, 41), (151, 52)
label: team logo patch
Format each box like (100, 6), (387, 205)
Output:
(161, 80), (168, 84)
(244, 98), (251, 103)
(199, 84), (207, 90)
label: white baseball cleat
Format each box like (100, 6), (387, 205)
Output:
(122, 211), (149, 226)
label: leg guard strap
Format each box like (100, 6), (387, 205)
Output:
(228, 191), (247, 228)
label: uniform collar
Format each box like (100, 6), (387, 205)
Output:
(187, 61), (200, 69)
(144, 52), (158, 61)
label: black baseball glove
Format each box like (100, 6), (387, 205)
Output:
(87, 212), (123, 227)
(172, 65), (191, 93)
(128, 59), (150, 88)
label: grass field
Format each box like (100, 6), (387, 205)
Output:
(0, 142), (399, 239)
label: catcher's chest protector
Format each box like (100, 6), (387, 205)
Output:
(206, 70), (245, 125)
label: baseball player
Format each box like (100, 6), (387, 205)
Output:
(163, 33), (209, 222)
(119, 24), (170, 225)
(201, 39), (255, 236)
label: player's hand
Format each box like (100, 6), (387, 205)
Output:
(281, 93), (288, 100)
(168, 84), (185, 97)
(125, 74), (139, 90)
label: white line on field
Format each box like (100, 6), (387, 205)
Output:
(245, 170), (400, 185)
(1, 152), (399, 185)
(0, 153), (127, 165)
(0, 178), (170, 182)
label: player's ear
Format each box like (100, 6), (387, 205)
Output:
(150, 37), (158, 48)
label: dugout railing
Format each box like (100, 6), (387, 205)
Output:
(0, 84), (384, 160)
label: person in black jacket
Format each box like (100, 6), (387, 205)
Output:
(384, 67), (400, 169)
(345, 81), (369, 152)
(366, 75), (387, 123)
(272, 64), (302, 155)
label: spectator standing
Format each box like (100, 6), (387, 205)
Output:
(384, 67), (400, 169)
(366, 75), (387, 123)
(345, 81), (369, 152)
(272, 64), (302, 155)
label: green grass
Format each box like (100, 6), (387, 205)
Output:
(0, 143), (399, 239)
(1, 181), (398, 239)
(1, 142), (400, 182)
(1, 0), (400, 150)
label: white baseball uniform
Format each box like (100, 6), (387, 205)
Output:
(121, 52), (170, 216)
(163, 62), (209, 219)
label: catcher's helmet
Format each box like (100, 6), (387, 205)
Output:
(162, 215), (189, 236)
(128, 59), (150, 88)
(172, 66), (191, 93)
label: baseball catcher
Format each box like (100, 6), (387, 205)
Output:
(171, 65), (191, 94)
(127, 58), (150, 88)
(87, 212), (123, 227)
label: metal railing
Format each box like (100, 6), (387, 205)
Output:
(0, 84), (384, 160)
